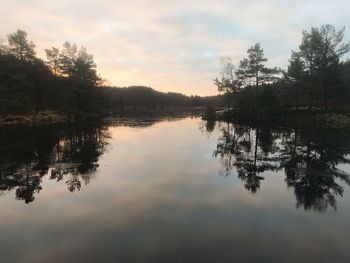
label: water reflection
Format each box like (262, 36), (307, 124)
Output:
(199, 119), (216, 135)
(0, 124), (110, 203)
(1, 116), (350, 213)
(210, 121), (350, 211)
(1, 117), (350, 262)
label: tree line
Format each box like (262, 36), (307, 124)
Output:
(0, 29), (222, 117)
(215, 24), (350, 120)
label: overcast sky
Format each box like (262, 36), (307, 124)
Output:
(0, 0), (349, 95)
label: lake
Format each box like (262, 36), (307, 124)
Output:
(1, 116), (350, 263)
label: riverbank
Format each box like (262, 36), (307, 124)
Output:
(215, 109), (350, 129)
(0, 110), (99, 126)
(285, 112), (350, 128)
(0, 107), (205, 126)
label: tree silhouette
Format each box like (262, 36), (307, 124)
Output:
(291, 25), (350, 110)
(44, 47), (60, 75)
(7, 29), (36, 63)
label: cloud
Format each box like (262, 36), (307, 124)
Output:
(0, 0), (349, 95)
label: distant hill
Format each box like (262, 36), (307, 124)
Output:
(99, 86), (223, 109)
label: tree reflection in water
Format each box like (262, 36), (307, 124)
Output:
(0, 115), (196, 204)
(210, 120), (350, 211)
(214, 122), (279, 193)
(2, 117), (350, 212)
(0, 124), (110, 203)
(281, 129), (350, 211)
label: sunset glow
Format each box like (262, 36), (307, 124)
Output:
(1, 0), (349, 95)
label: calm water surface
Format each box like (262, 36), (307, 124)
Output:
(1, 117), (350, 263)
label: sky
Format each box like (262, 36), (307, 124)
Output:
(0, 0), (349, 96)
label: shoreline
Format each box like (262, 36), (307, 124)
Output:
(215, 110), (350, 129)
(2, 108), (350, 129)
(0, 110), (99, 126)
(0, 107), (204, 126)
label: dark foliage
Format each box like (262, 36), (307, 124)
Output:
(0, 29), (222, 117)
(215, 25), (350, 120)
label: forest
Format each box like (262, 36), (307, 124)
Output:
(1, 25), (350, 125)
(0, 29), (221, 121)
(214, 24), (350, 123)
